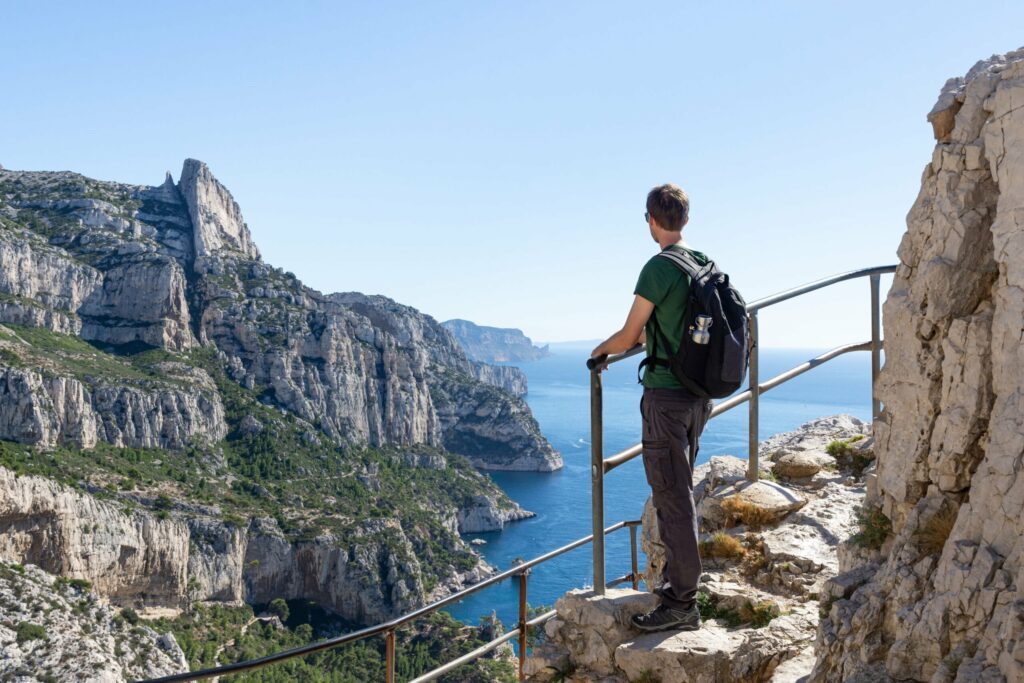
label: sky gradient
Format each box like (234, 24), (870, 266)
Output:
(3, 2), (1022, 348)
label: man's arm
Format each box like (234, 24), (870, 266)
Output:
(591, 294), (654, 364)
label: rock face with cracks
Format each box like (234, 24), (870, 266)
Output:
(0, 159), (558, 639)
(811, 47), (1024, 682)
(0, 161), (559, 471)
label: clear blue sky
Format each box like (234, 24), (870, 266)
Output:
(3, 2), (1022, 347)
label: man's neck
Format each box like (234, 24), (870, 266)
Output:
(657, 232), (685, 250)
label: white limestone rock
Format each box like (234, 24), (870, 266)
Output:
(812, 47), (1024, 683)
(698, 480), (808, 530)
(0, 365), (226, 450)
(456, 494), (535, 533)
(0, 561), (187, 681)
(759, 415), (871, 462)
(177, 158), (260, 270)
(542, 588), (660, 677)
(772, 451), (831, 479)
(614, 603), (819, 683)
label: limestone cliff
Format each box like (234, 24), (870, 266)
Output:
(442, 318), (551, 363)
(0, 560), (187, 681)
(0, 458), (504, 625)
(813, 47), (1024, 682)
(0, 160), (558, 469)
(0, 159), (554, 630)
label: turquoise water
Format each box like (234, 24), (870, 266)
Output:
(443, 344), (873, 629)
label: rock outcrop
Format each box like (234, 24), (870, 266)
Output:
(812, 47), (1024, 682)
(442, 318), (551, 363)
(469, 360), (529, 397)
(0, 560), (187, 681)
(456, 494), (535, 533)
(0, 365), (226, 450)
(178, 158), (260, 269)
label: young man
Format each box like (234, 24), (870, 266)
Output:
(590, 183), (714, 632)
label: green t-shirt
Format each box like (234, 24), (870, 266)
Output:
(633, 243), (710, 388)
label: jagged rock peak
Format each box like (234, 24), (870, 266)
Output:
(177, 158), (260, 267)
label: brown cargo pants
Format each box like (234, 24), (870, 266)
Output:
(640, 387), (714, 611)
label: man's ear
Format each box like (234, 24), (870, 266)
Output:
(682, 216), (689, 228)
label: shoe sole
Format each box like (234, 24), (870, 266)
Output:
(631, 620), (701, 633)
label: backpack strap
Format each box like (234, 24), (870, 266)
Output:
(637, 309), (672, 383)
(657, 247), (714, 282)
(636, 247), (702, 384)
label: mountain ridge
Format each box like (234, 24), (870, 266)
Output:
(0, 159), (559, 630)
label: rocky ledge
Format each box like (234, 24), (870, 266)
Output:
(525, 415), (878, 682)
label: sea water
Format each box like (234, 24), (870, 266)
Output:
(444, 344), (873, 630)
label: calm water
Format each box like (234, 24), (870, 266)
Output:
(444, 344), (873, 629)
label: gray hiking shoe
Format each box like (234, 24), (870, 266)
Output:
(630, 603), (701, 632)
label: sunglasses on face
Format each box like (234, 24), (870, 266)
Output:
(644, 211), (649, 224)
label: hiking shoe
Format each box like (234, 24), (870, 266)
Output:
(630, 603), (701, 632)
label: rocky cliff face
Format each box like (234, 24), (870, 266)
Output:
(0, 465), (503, 625)
(0, 560), (188, 681)
(0, 161), (558, 469)
(0, 159), (556, 629)
(469, 361), (529, 397)
(442, 318), (551, 363)
(813, 48), (1024, 682)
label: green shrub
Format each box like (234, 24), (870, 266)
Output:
(851, 503), (892, 550)
(268, 598), (290, 622)
(16, 621), (47, 644)
(55, 576), (92, 593)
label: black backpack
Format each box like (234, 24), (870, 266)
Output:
(637, 248), (750, 398)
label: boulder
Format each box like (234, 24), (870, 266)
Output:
(614, 603), (819, 683)
(699, 480), (808, 529)
(772, 451), (831, 478)
(541, 588), (659, 677)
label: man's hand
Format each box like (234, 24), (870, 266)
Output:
(590, 294), (655, 371)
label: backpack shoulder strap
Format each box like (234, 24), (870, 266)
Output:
(656, 247), (712, 282)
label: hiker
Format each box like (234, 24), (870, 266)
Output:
(590, 183), (714, 633)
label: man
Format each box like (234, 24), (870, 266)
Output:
(590, 183), (714, 632)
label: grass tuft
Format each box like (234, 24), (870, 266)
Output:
(720, 496), (777, 529)
(851, 503), (892, 550)
(699, 531), (746, 560)
(916, 504), (958, 555)
(738, 599), (780, 628)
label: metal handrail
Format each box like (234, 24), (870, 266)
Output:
(141, 263), (899, 682)
(587, 264), (897, 594)
(141, 520), (642, 683)
(600, 340), (875, 474)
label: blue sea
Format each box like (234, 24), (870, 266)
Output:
(443, 344), (873, 630)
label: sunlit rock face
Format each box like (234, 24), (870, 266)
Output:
(0, 160), (559, 470)
(812, 47), (1024, 683)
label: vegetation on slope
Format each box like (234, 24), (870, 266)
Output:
(0, 326), (519, 592)
(153, 601), (516, 683)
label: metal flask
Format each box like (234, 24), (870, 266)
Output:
(691, 314), (713, 345)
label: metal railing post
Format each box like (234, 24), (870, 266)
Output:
(629, 524), (639, 590)
(747, 311), (760, 481)
(385, 629), (396, 683)
(870, 274), (881, 421)
(518, 569), (530, 681)
(590, 367), (605, 595)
